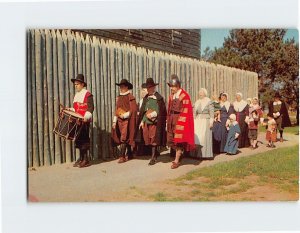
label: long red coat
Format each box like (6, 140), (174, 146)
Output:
(167, 89), (195, 151)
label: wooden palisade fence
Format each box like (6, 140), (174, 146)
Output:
(27, 29), (258, 167)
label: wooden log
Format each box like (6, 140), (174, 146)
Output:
(103, 42), (109, 159)
(27, 30), (33, 167)
(67, 30), (76, 161)
(94, 38), (100, 159)
(57, 30), (66, 162)
(41, 30), (51, 166)
(45, 29), (55, 165)
(35, 29), (44, 166)
(52, 30), (61, 164)
(61, 30), (72, 163)
(76, 32), (83, 74)
(31, 30), (40, 167)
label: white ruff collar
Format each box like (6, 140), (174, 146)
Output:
(233, 100), (247, 112)
(120, 90), (130, 96)
(73, 88), (88, 103)
(220, 101), (230, 112)
(148, 91), (157, 100)
(197, 97), (211, 111)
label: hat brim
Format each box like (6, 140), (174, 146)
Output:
(116, 83), (133, 90)
(71, 78), (87, 86)
(144, 83), (159, 88)
(167, 82), (176, 87)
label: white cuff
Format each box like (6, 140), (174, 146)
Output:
(84, 111), (92, 120)
(276, 112), (280, 117)
(260, 118), (264, 123)
(150, 111), (157, 118)
(123, 111), (130, 119)
(69, 108), (75, 112)
(113, 116), (117, 123)
(235, 133), (239, 138)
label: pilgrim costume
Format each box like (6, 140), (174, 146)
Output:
(111, 79), (138, 163)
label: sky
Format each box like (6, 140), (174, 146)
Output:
(201, 29), (299, 55)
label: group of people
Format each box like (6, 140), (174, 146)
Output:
(66, 74), (292, 169)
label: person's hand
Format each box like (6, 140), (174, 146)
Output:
(146, 113), (152, 119)
(83, 117), (88, 122)
(112, 122), (116, 130)
(139, 122), (144, 129)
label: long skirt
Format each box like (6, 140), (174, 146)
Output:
(193, 116), (213, 158)
(237, 113), (250, 148)
(219, 117), (228, 153)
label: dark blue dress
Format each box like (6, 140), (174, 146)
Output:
(215, 104), (234, 153)
(224, 123), (241, 155)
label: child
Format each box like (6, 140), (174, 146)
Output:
(265, 116), (277, 148)
(224, 114), (241, 155)
(248, 109), (259, 149)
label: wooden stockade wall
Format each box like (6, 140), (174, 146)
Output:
(27, 29), (258, 167)
(73, 29), (201, 59)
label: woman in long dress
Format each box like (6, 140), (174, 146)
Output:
(217, 93), (234, 153)
(233, 92), (250, 148)
(193, 88), (214, 159)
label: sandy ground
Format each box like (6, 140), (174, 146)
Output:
(28, 133), (299, 202)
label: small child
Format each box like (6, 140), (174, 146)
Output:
(248, 109), (259, 149)
(224, 114), (241, 155)
(265, 116), (277, 148)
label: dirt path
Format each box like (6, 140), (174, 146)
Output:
(28, 133), (299, 202)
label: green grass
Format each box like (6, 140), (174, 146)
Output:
(169, 145), (299, 200)
(140, 145), (299, 201)
(176, 145), (299, 182)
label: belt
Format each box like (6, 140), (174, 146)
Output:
(170, 110), (180, 114)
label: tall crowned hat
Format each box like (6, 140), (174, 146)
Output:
(142, 77), (159, 88)
(115, 79), (133, 90)
(71, 74), (87, 87)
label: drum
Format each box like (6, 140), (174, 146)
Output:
(53, 109), (84, 141)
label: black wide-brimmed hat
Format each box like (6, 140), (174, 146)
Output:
(116, 79), (133, 90)
(274, 92), (281, 98)
(71, 74), (87, 86)
(167, 74), (181, 87)
(143, 77), (159, 88)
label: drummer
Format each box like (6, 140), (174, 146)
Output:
(68, 74), (94, 168)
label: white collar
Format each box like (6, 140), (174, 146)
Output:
(220, 101), (230, 112)
(73, 88), (88, 103)
(120, 90), (130, 96)
(173, 89), (182, 99)
(233, 100), (247, 112)
(148, 91), (157, 99)
(197, 97), (210, 111)
(232, 121), (238, 126)
(273, 101), (282, 105)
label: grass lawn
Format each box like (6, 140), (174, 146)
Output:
(150, 145), (299, 201)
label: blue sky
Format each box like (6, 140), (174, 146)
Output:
(201, 29), (299, 55)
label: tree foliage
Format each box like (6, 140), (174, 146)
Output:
(204, 29), (299, 107)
